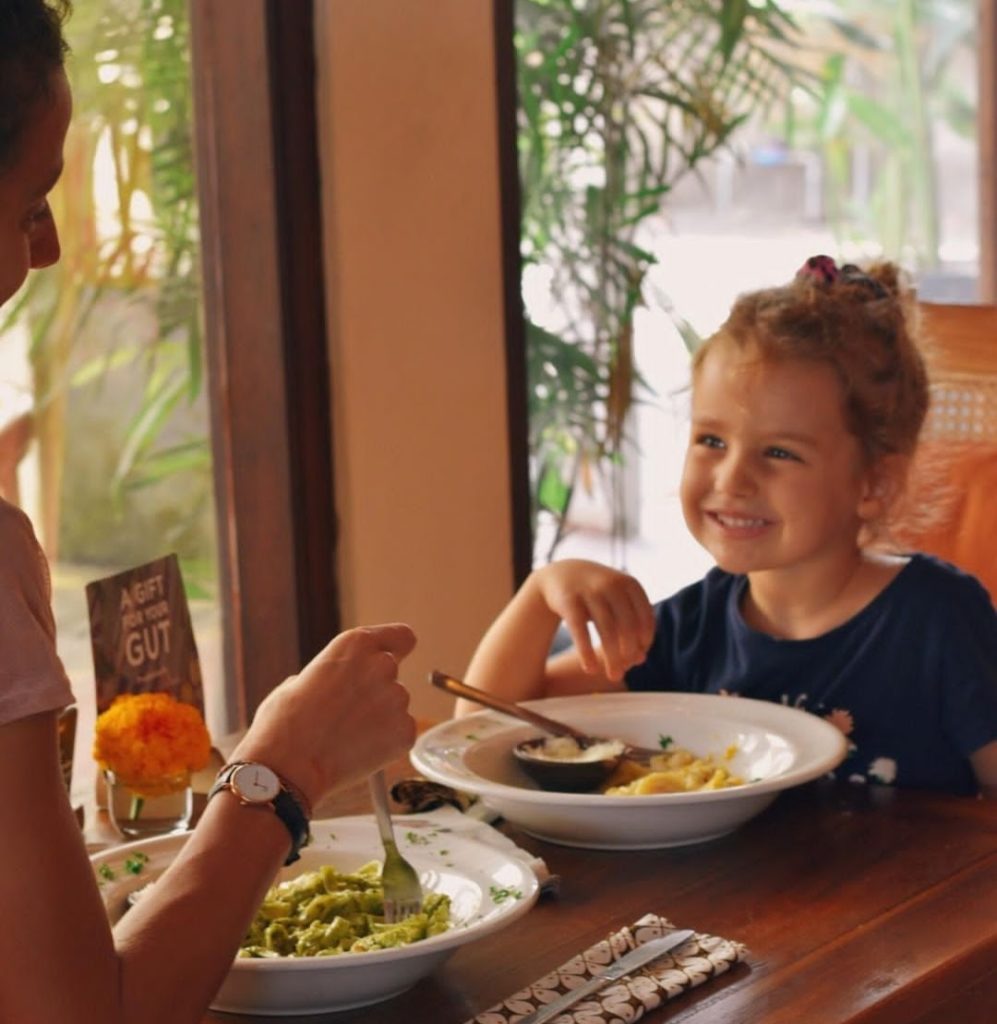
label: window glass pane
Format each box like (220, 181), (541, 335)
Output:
(517, 1), (980, 587)
(0, 0), (222, 802)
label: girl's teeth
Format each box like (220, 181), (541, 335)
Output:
(716, 513), (766, 528)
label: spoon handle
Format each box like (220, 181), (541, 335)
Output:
(430, 670), (590, 740)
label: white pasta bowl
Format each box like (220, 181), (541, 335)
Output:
(91, 814), (539, 1016)
(411, 691), (848, 850)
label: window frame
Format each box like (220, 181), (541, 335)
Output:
(189, 0), (339, 725)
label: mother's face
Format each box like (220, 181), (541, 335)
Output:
(0, 67), (71, 307)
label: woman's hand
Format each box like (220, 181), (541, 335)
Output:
(231, 623), (417, 809)
(533, 560), (655, 682)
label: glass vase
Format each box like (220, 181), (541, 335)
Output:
(105, 769), (193, 839)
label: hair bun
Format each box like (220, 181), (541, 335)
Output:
(839, 263), (888, 299)
(796, 255), (894, 301)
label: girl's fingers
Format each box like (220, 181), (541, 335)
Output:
(552, 569), (652, 680)
(595, 582), (650, 675)
(562, 599), (598, 673)
(587, 592), (626, 680)
(624, 581), (656, 652)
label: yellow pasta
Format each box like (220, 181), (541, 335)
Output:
(602, 746), (743, 795)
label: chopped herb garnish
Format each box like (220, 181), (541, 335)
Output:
(97, 863), (116, 882)
(405, 831), (430, 845)
(489, 885), (522, 904)
(658, 735), (673, 750)
(124, 852), (149, 875)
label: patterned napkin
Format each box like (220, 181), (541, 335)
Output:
(465, 913), (747, 1024)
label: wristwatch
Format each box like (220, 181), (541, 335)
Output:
(207, 761), (311, 865)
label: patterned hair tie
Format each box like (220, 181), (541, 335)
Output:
(796, 254), (839, 285)
(839, 263), (888, 299)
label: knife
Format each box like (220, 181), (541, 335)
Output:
(516, 928), (695, 1024)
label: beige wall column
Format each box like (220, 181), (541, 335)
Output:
(314, 0), (517, 721)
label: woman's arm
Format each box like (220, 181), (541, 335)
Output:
(0, 712), (121, 1024)
(0, 624), (417, 1024)
(457, 560), (654, 716)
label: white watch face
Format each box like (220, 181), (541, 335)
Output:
(230, 763), (281, 804)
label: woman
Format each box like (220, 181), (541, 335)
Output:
(0, 4), (418, 1021)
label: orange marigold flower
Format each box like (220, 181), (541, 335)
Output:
(93, 692), (211, 785)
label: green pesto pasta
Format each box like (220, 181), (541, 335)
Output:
(238, 861), (451, 958)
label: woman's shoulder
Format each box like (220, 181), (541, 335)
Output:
(0, 498), (49, 589)
(0, 496), (33, 535)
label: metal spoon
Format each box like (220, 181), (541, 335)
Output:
(430, 671), (659, 793)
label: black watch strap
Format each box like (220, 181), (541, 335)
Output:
(208, 762), (312, 865)
(271, 788), (310, 865)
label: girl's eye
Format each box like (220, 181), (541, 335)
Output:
(695, 434), (725, 450)
(765, 446), (800, 461)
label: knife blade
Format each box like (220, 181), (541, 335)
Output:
(516, 928), (695, 1024)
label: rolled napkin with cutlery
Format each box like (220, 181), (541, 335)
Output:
(465, 913), (747, 1024)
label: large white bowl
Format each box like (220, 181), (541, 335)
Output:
(91, 814), (539, 1016)
(411, 692), (847, 850)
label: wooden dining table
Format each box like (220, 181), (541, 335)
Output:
(196, 774), (997, 1024)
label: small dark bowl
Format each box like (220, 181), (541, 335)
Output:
(512, 736), (624, 793)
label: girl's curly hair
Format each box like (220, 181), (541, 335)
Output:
(694, 260), (930, 466)
(0, 0), (72, 172)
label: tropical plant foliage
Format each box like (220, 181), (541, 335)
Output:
(516, 0), (805, 559)
(774, 0), (976, 268)
(0, 0), (211, 571)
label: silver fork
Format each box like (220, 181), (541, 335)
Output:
(368, 770), (423, 922)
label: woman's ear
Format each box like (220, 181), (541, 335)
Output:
(857, 454), (909, 523)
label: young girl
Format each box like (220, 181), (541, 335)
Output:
(460, 257), (997, 798)
(1, 4), (417, 1021)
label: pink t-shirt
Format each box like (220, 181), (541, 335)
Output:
(0, 498), (74, 726)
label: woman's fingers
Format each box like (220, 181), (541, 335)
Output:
(356, 622), (418, 660)
(239, 622), (420, 807)
(316, 622), (417, 669)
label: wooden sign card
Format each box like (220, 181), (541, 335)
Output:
(86, 553), (204, 714)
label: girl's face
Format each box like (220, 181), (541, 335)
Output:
(681, 340), (881, 580)
(0, 68), (71, 308)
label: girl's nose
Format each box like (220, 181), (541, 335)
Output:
(29, 218), (61, 270)
(714, 451), (755, 496)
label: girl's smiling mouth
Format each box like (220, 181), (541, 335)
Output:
(707, 510), (774, 533)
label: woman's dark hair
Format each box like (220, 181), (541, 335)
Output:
(0, 0), (72, 172)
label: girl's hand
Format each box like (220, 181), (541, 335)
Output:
(231, 623), (417, 809)
(533, 560), (655, 682)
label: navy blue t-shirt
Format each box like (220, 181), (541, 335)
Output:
(625, 555), (997, 795)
